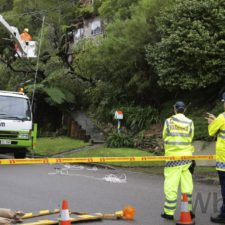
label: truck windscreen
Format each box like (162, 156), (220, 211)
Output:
(0, 96), (31, 121)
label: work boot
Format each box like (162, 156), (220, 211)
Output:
(211, 214), (225, 223)
(161, 213), (174, 220)
(190, 211), (195, 219)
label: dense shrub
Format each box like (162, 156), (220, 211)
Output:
(120, 106), (159, 132)
(106, 133), (134, 148)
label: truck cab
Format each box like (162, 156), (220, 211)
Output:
(0, 90), (37, 158)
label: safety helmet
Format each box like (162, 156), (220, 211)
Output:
(24, 28), (29, 33)
(174, 101), (185, 110)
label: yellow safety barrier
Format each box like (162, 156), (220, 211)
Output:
(22, 215), (102, 225)
(22, 207), (135, 221)
(0, 155), (216, 165)
(22, 209), (60, 219)
(21, 207), (135, 224)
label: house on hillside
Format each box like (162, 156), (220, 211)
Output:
(73, 16), (103, 42)
(62, 0), (103, 63)
(73, 0), (103, 41)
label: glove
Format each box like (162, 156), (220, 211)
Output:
(189, 160), (196, 175)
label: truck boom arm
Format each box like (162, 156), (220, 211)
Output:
(0, 15), (27, 56)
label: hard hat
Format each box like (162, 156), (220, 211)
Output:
(18, 87), (24, 93)
(222, 92), (225, 102)
(24, 28), (29, 33)
(174, 101), (185, 110)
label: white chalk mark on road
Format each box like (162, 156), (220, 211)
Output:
(48, 164), (127, 184)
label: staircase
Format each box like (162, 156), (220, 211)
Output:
(65, 111), (105, 143)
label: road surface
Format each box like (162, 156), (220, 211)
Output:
(0, 163), (221, 225)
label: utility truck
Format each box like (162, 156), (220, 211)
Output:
(0, 15), (38, 157)
(0, 90), (37, 158)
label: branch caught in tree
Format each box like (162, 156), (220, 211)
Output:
(66, 70), (96, 86)
(0, 57), (44, 78)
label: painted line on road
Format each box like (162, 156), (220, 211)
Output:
(0, 155), (216, 165)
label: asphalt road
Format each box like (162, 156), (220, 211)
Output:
(0, 163), (221, 225)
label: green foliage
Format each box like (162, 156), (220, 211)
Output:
(120, 106), (159, 132)
(44, 87), (69, 105)
(1, 0), (225, 139)
(189, 107), (210, 141)
(99, 0), (138, 21)
(106, 132), (134, 148)
(211, 101), (225, 117)
(74, 0), (168, 112)
(0, 0), (13, 12)
(191, 101), (224, 140)
(0, 1), (85, 109)
(146, 0), (225, 90)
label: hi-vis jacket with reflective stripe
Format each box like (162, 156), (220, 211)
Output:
(163, 113), (194, 157)
(208, 113), (225, 171)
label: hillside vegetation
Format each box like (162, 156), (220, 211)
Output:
(0, 0), (224, 140)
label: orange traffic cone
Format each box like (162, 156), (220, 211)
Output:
(176, 193), (195, 225)
(59, 199), (71, 225)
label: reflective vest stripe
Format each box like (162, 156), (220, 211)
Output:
(220, 130), (225, 134)
(216, 162), (225, 169)
(166, 199), (177, 204)
(171, 117), (192, 125)
(165, 160), (192, 167)
(164, 141), (191, 145)
(166, 132), (191, 137)
(164, 205), (176, 210)
(218, 134), (225, 139)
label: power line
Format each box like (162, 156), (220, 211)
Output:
(31, 15), (45, 108)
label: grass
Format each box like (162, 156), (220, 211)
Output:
(66, 147), (164, 167)
(34, 136), (90, 156)
(32, 137), (217, 178)
(66, 147), (217, 177)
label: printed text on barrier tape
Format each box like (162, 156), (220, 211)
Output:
(0, 155), (216, 165)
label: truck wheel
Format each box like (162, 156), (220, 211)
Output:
(14, 148), (26, 159)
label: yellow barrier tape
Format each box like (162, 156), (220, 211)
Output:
(0, 155), (216, 165)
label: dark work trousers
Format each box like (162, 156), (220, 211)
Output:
(218, 171), (225, 215)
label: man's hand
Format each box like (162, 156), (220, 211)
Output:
(205, 112), (216, 124)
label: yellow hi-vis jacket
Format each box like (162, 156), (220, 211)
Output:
(208, 113), (225, 171)
(163, 113), (194, 157)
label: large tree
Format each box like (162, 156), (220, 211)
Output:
(146, 0), (225, 90)
(0, 0), (86, 106)
(74, 0), (168, 111)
